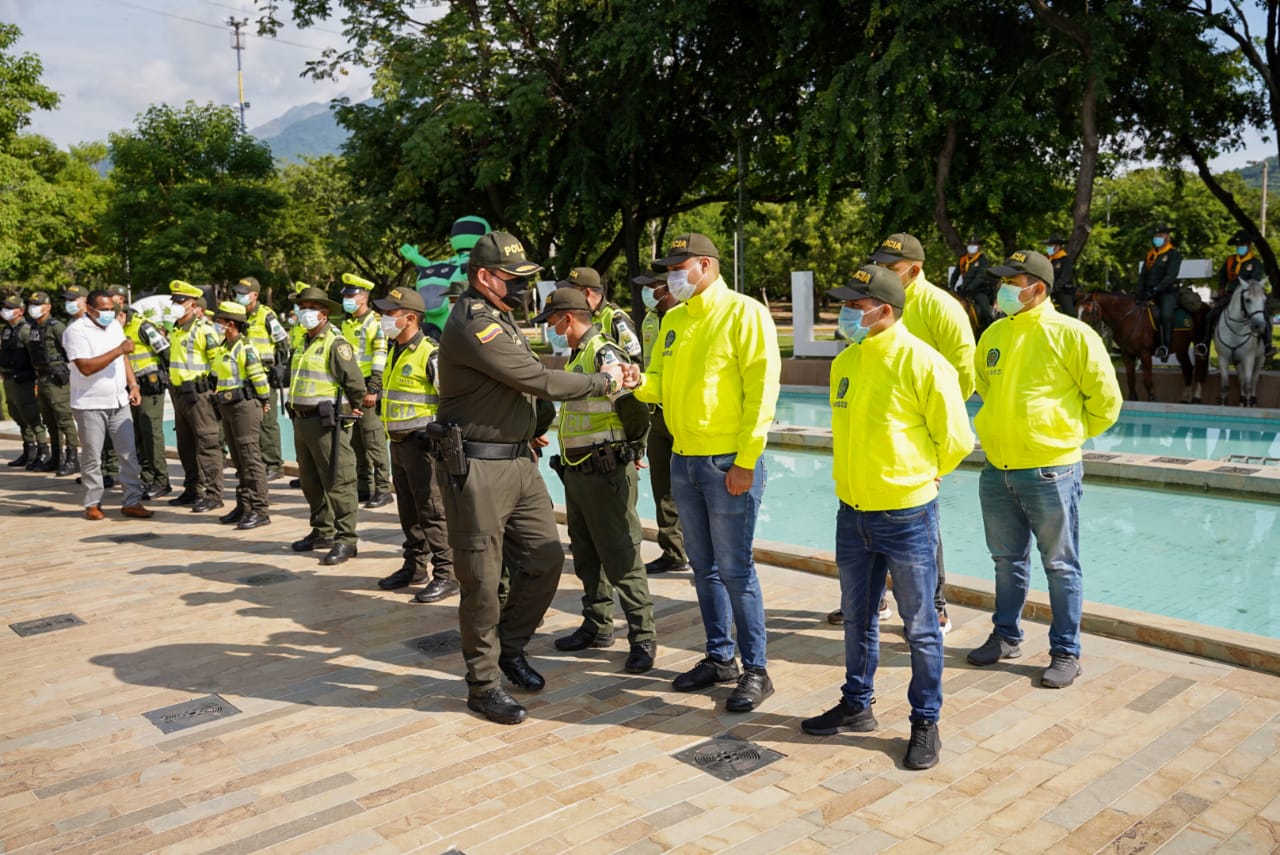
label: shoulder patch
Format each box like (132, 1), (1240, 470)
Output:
(475, 323), (502, 344)
(986, 348), (1000, 368)
(335, 341), (355, 361)
(664, 329), (676, 348)
(836, 377), (849, 399)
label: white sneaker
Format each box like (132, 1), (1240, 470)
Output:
(938, 607), (952, 636)
(878, 598), (892, 621)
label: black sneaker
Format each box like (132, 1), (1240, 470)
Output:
(672, 656), (740, 692)
(645, 555), (690, 574)
(801, 699), (877, 736)
(624, 641), (656, 674)
(467, 687), (527, 725)
(904, 720), (940, 770)
(554, 626), (615, 651)
(1041, 653), (1082, 688)
(413, 577), (460, 603)
(725, 668), (773, 712)
(966, 632), (1021, 666)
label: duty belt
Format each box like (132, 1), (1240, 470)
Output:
(463, 440), (532, 461)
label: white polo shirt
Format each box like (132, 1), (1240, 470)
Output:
(63, 315), (129, 409)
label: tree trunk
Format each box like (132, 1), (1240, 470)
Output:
(1067, 73), (1099, 259)
(1182, 134), (1280, 285)
(934, 121), (964, 255)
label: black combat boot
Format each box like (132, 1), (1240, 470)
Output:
(31, 443), (55, 472)
(56, 446), (79, 477)
(8, 443), (36, 467)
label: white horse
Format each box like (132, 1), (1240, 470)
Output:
(1214, 277), (1269, 406)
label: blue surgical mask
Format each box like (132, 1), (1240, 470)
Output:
(212, 321), (228, 337)
(342, 297), (359, 313)
(966, 244), (979, 255)
(1237, 245), (1250, 257)
(1044, 245), (1056, 256)
(997, 282), (1030, 317)
(235, 293), (252, 306)
(65, 300), (81, 316)
(547, 328), (568, 349)
(838, 306), (871, 344)
(641, 286), (658, 309)
(297, 309), (323, 330)
(1152, 236), (1166, 248)
(93, 311), (114, 328)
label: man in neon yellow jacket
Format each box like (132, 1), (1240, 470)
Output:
(633, 233), (781, 713)
(800, 264), (972, 771)
(966, 250), (1122, 689)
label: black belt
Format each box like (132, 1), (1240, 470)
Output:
(215, 388), (258, 404)
(463, 440), (532, 461)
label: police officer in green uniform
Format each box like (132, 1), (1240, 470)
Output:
(121, 294), (172, 498)
(235, 276), (291, 481)
(339, 273), (393, 508)
(209, 301), (272, 529)
(25, 290), (79, 475)
(538, 289), (657, 673)
(1, 294), (47, 467)
(1137, 225), (1184, 361)
(1200, 230), (1271, 356)
(949, 234), (994, 329)
(564, 267), (643, 361)
(284, 281), (310, 490)
(371, 286), (458, 603)
(437, 232), (628, 725)
(1044, 236), (1076, 316)
(288, 286), (366, 565)
(167, 280), (224, 511)
(634, 271), (690, 575)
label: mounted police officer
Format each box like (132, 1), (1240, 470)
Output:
(210, 301), (272, 530)
(1, 294), (47, 468)
(564, 267), (643, 360)
(372, 286), (457, 603)
(1136, 225), (1183, 361)
(949, 234), (994, 329)
(539, 288), (656, 673)
(340, 273), (393, 509)
(25, 290), (78, 475)
(288, 286), (366, 566)
(435, 231), (627, 725)
(1200, 229), (1273, 358)
(1044, 235), (1076, 317)
(121, 296), (172, 499)
(167, 280), (223, 511)
(234, 276), (291, 481)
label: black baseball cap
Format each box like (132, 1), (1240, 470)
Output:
(469, 232), (543, 277)
(868, 232), (925, 264)
(632, 270), (669, 287)
(1229, 230), (1254, 245)
(988, 250), (1055, 287)
(60, 284), (89, 300)
(1043, 235), (1068, 246)
(654, 233), (720, 266)
(532, 287), (591, 323)
(1152, 224), (1173, 235)
(827, 265), (906, 310)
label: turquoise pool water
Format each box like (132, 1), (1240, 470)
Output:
(774, 392), (1280, 461)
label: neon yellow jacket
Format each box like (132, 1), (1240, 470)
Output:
(903, 273), (976, 398)
(831, 323), (973, 511)
(974, 299), (1122, 469)
(635, 277), (780, 468)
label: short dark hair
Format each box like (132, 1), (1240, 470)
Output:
(87, 289), (112, 307)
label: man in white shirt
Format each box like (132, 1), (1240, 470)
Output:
(63, 289), (153, 520)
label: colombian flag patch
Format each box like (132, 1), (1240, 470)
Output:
(475, 323), (503, 344)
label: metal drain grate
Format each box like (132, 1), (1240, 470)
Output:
(143, 694), (241, 734)
(1082, 452), (1120, 462)
(673, 734), (785, 781)
(110, 532), (160, 544)
(403, 628), (463, 657)
(1151, 457), (1195, 465)
(10, 613), (85, 637)
(1212, 464), (1260, 475)
(238, 570), (299, 587)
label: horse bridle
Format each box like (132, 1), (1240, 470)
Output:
(1217, 285), (1267, 357)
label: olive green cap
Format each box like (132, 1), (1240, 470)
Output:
(213, 301), (247, 323)
(828, 265), (906, 310)
(294, 286), (341, 315)
(373, 285), (426, 314)
(468, 232), (543, 276)
(988, 250), (1055, 287)
(559, 267), (602, 291)
(60, 284), (89, 300)
(234, 276), (261, 293)
(27, 291), (50, 305)
(868, 233), (925, 264)
(532, 287), (591, 323)
(3, 295), (23, 310)
(654, 233), (719, 266)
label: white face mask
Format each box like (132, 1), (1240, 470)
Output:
(297, 309), (323, 330)
(27, 304), (46, 320)
(1, 308), (18, 322)
(666, 265), (700, 302)
(379, 313), (403, 338)
(966, 244), (979, 255)
(212, 322), (228, 337)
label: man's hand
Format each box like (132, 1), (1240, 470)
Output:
(118, 339), (135, 355)
(362, 392), (377, 409)
(725, 464), (754, 496)
(601, 363), (625, 389)
(352, 408), (363, 418)
(128, 386), (141, 407)
(530, 435), (550, 448)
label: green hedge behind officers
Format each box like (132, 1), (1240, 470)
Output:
(121, 295), (172, 499)
(340, 273), (393, 508)
(538, 287), (656, 674)
(235, 276), (291, 481)
(210, 301), (272, 531)
(435, 231), (627, 726)
(288, 286), (367, 566)
(372, 286), (458, 604)
(167, 280), (223, 511)
(1, 294), (46, 467)
(25, 289), (78, 475)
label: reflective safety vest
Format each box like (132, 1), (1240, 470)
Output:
(213, 337), (269, 400)
(289, 322), (306, 353)
(641, 310), (661, 370)
(341, 310), (386, 378)
(246, 304), (286, 364)
(595, 302), (642, 359)
(169, 318), (217, 387)
(123, 312), (166, 378)
(559, 332), (627, 459)
(289, 326), (341, 407)
(380, 335), (439, 433)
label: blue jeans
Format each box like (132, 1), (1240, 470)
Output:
(670, 452), (768, 669)
(979, 462), (1084, 657)
(836, 500), (944, 723)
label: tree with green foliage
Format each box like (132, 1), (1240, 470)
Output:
(103, 102), (283, 294)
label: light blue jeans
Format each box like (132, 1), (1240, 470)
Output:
(670, 452), (768, 669)
(979, 462), (1084, 657)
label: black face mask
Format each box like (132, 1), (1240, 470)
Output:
(502, 275), (530, 301)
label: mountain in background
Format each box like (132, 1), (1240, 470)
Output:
(249, 102), (348, 163)
(1235, 155), (1278, 190)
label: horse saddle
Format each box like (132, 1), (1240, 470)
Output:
(1142, 304), (1193, 331)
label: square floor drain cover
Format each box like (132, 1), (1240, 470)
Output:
(1213, 464), (1260, 475)
(1082, 452), (1120, 461)
(403, 629), (463, 657)
(238, 570), (299, 586)
(674, 734), (785, 781)
(143, 694), (241, 734)
(110, 532), (160, 544)
(1151, 457), (1194, 465)
(10, 613), (85, 637)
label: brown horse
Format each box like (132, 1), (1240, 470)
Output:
(943, 289), (982, 338)
(1077, 291), (1208, 402)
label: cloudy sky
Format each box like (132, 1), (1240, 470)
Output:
(4, 0), (373, 146)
